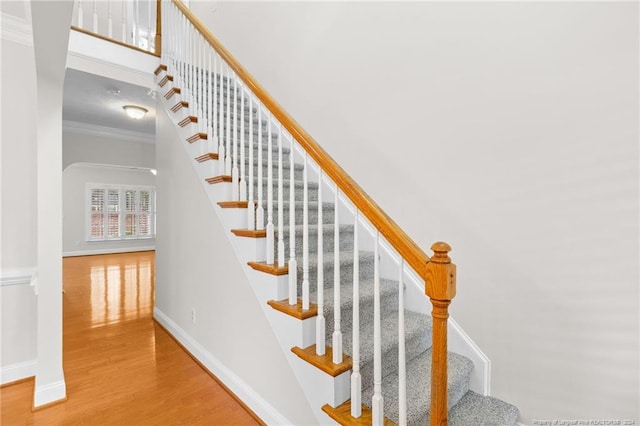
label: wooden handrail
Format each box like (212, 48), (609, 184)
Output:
(170, 0), (431, 280)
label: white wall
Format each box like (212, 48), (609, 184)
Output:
(63, 131), (155, 170)
(62, 164), (156, 256)
(154, 104), (316, 424)
(0, 33), (38, 382)
(193, 2), (639, 423)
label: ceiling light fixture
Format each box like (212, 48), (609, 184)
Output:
(122, 105), (148, 120)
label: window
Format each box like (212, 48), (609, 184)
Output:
(87, 184), (155, 241)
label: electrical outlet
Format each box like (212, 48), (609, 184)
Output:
(191, 308), (196, 324)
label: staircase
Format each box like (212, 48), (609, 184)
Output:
(154, 1), (520, 424)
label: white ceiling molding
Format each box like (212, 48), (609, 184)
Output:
(63, 120), (155, 144)
(0, 12), (33, 46)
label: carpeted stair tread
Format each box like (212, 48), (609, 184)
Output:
(313, 277), (398, 319)
(362, 349), (473, 425)
(352, 310), (432, 392)
(282, 223), (354, 254)
(259, 200), (335, 225)
(301, 250), (376, 289)
(447, 391), (519, 426)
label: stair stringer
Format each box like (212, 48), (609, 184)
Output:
(157, 69), (490, 424)
(158, 79), (348, 424)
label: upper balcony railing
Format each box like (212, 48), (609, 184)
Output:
(71, 0), (161, 56)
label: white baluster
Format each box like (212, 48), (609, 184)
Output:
(332, 186), (342, 364)
(93, 0), (97, 33)
(188, 31), (193, 111)
(231, 75), (239, 201)
(239, 84), (247, 201)
(398, 258), (407, 426)
(108, 0), (113, 38)
(147, 0), (151, 50)
(200, 37), (206, 136)
(288, 133), (297, 305)
(132, 1), (138, 47)
(277, 125), (285, 267)
(208, 51), (213, 152)
(256, 105), (264, 230)
(78, 2), (83, 28)
(351, 210), (361, 417)
(247, 96), (255, 230)
(121, 0), (125, 42)
(315, 170), (325, 355)
(301, 153), (309, 310)
(372, 231), (384, 426)
(265, 113), (275, 265)
(217, 57), (224, 174)
(213, 54), (218, 143)
(225, 64), (231, 176)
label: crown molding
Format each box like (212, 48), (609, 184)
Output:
(0, 12), (33, 46)
(63, 120), (155, 144)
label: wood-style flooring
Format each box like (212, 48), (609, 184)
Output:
(0, 251), (260, 425)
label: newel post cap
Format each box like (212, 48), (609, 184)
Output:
(430, 242), (452, 264)
(425, 241), (456, 301)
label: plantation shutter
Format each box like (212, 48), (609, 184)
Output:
(90, 188), (105, 239)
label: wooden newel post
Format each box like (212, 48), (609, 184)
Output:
(155, 0), (162, 56)
(425, 242), (456, 426)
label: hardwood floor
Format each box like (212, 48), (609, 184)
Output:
(0, 252), (260, 425)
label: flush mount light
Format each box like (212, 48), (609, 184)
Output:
(122, 105), (148, 120)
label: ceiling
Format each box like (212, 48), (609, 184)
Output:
(63, 68), (156, 138)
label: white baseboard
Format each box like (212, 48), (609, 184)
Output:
(63, 246), (155, 257)
(153, 307), (292, 425)
(34, 379), (66, 407)
(0, 359), (36, 385)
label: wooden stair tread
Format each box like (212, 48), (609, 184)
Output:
(164, 87), (181, 99)
(154, 64), (167, 75)
(179, 116), (198, 127)
(267, 298), (316, 319)
(218, 201), (248, 208)
(195, 153), (218, 162)
(158, 74), (174, 87)
(248, 261), (288, 276)
(205, 175), (232, 184)
(171, 100), (189, 112)
(187, 133), (208, 143)
(291, 345), (351, 377)
(322, 401), (396, 426)
(231, 229), (266, 238)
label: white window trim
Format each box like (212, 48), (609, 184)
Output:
(86, 183), (156, 242)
